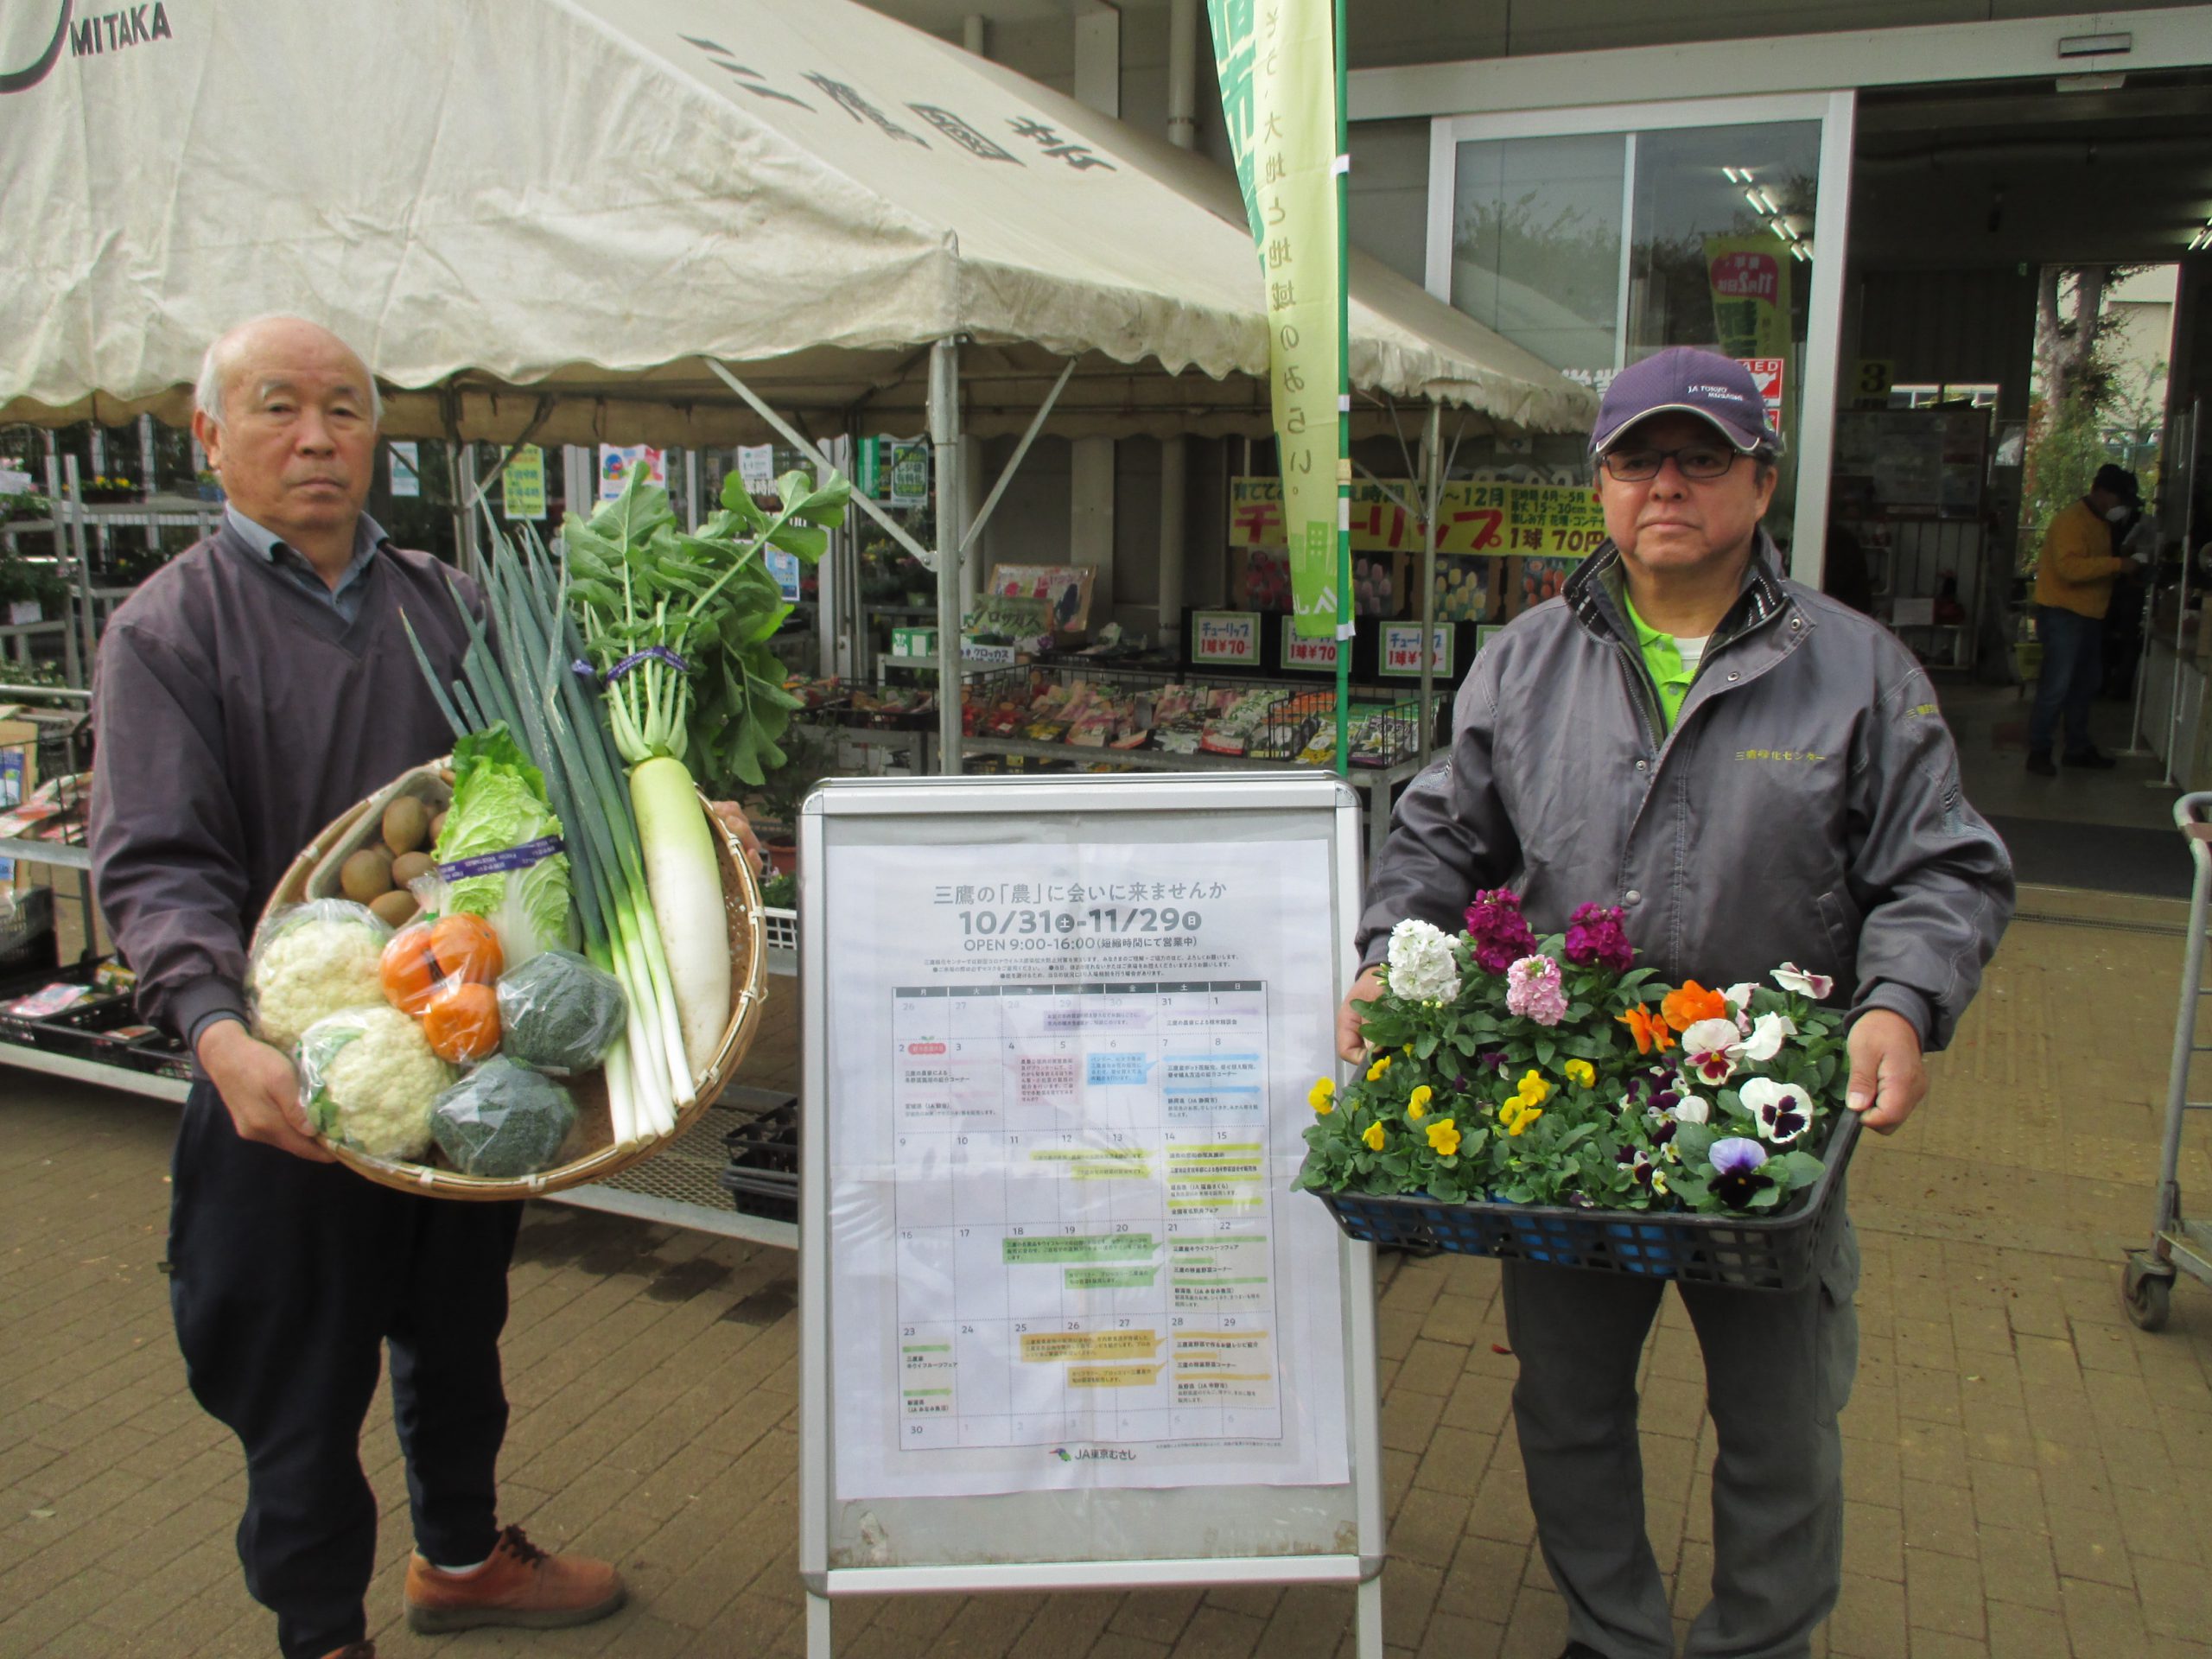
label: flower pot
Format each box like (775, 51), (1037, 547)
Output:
(764, 841), (798, 875)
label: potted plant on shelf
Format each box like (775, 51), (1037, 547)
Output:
(3, 489), (50, 524)
(81, 474), (137, 505)
(0, 550), (68, 626)
(747, 728), (835, 874)
(195, 468), (224, 503)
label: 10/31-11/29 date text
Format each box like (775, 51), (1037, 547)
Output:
(957, 907), (1205, 938)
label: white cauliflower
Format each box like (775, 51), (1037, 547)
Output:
(248, 901), (390, 1050)
(297, 1007), (456, 1160)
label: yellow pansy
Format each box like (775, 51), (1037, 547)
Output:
(1516, 1070), (1552, 1105)
(1563, 1059), (1595, 1089)
(1308, 1077), (1336, 1115)
(1362, 1121), (1387, 1151)
(1500, 1100), (1544, 1137)
(1366, 1053), (1392, 1082)
(1407, 1085), (1433, 1121)
(1426, 1118), (1461, 1157)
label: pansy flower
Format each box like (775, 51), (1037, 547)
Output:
(1772, 963), (1835, 1000)
(1407, 1085), (1433, 1122)
(1680, 1018), (1744, 1087)
(1563, 1058), (1596, 1089)
(1617, 1144), (1656, 1188)
(1365, 1053), (1392, 1082)
(1740, 1011), (1798, 1064)
(1670, 1092), (1711, 1125)
(1425, 1118), (1461, 1157)
(1617, 1004), (1675, 1055)
(1739, 1077), (1813, 1143)
(1309, 1077), (1336, 1115)
(1723, 982), (1760, 1032)
(1362, 1121), (1386, 1151)
(1661, 981), (1729, 1031)
(1515, 1070), (1553, 1107)
(1708, 1135), (1770, 1205)
(1499, 1099), (1543, 1136)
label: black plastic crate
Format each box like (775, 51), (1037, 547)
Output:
(1312, 1113), (1859, 1293)
(720, 1100), (798, 1222)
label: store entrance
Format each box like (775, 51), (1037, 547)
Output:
(1842, 68), (2212, 897)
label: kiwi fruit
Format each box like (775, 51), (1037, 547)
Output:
(368, 890), (419, 928)
(390, 850), (435, 890)
(382, 795), (431, 855)
(429, 809), (448, 849)
(340, 847), (394, 903)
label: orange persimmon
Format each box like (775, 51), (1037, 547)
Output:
(422, 982), (501, 1063)
(429, 913), (503, 984)
(379, 924), (442, 1015)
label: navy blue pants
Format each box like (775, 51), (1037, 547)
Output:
(168, 1082), (523, 1659)
(2028, 604), (2105, 759)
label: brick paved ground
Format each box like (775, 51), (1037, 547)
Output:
(5, 899), (2211, 1658)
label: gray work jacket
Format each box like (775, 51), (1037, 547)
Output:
(1357, 535), (2013, 1051)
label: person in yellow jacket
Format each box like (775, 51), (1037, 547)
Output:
(2027, 462), (2143, 775)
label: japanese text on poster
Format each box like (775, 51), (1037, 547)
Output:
(826, 839), (1349, 1498)
(1231, 477), (1607, 560)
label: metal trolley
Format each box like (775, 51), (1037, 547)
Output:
(2122, 792), (2212, 1329)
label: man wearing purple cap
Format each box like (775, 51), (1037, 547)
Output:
(1342, 347), (2012, 1658)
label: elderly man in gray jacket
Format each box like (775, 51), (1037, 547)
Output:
(1339, 348), (2012, 1659)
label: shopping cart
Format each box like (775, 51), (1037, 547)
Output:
(2120, 791), (2212, 1329)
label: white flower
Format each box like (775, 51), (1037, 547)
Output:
(1772, 963), (1834, 1000)
(1724, 981), (1759, 1033)
(1386, 918), (1462, 1004)
(1671, 1093), (1711, 1125)
(1680, 1017), (1744, 1087)
(1739, 1077), (1814, 1144)
(1740, 1011), (1799, 1064)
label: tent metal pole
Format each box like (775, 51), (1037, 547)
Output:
(959, 357), (1077, 557)
(1419, 400), (1442, 766)
(702, 359), (938, 571)
(930, 339), (964, 774)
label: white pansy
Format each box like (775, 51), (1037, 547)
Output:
(1724, 981), (1759, 1033)
(1680, 1017), (1744, 1086)
(1771, 963), (1835, 999)
(1387, 918), (1462, 1004)
(1739, 1076), (1814, 1143)
(1671, 1093), (1711, 1125)
(1740, 1011), (1799, 1064)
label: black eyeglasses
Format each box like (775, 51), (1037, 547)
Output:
(1600, 443), (1743, 482)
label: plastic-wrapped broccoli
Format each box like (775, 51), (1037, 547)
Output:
(429, 1057), (578, 1179)
(495, 950), (626, 1076)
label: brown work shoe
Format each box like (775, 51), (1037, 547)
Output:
(404, 1524), (626, 1633)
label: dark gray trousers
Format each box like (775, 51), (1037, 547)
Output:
(1500, 1220), (1859, 1659)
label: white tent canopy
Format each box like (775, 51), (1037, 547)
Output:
(0, 0), (1591, 443)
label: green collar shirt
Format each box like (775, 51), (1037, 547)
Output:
(1618, 590), (1708, 731)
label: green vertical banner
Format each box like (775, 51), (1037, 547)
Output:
(1207, 0), (1346, 641)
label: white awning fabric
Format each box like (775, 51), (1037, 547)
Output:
(0, 0), (1592, 442)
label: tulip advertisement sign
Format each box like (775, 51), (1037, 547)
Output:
(1207, 0), (1345, 645)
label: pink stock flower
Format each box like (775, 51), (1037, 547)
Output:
(1505, 955), (1569, 1027)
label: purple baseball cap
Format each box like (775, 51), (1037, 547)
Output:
(1591, 346), (1782, 456)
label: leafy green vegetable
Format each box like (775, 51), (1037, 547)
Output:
(497, 948), (627, 1075)
(429, 1057), (578, 1178)
(560, 463), (850, 788)
(435, 725), (575, 964)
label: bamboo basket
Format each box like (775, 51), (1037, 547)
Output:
(258, 759), (768, 1200)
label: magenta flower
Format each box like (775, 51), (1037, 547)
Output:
(1563, 902), (1635, 974)
(1505, 954), (1569, 1026)
(1464, 888), (1537, 976)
